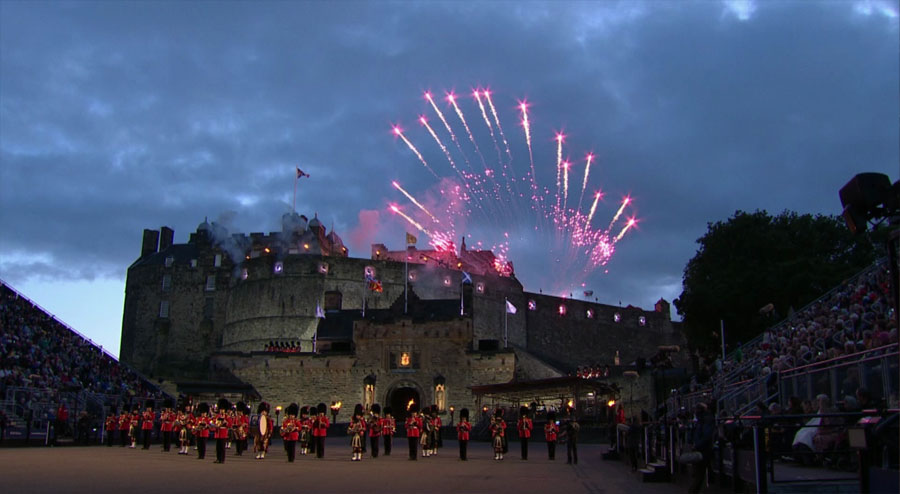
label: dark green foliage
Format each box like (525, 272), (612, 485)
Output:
(674, 210), (878, 350)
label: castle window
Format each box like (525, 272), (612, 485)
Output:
(164, 256), (174, 268)
(203, 297), (214, 319)
(241, 268), (248, 280)
(443, 276), (452, 286)
(159, 301), (170, 319)
(435, 384), (446, 412)
(274, 261), (284, 274)
(408, 270), (417, 282)
(214, 254), (222, 267)
(586, 309), (594, 319)
(400, 352), (411, 367)
(475, 282), (485, 294)
(161, 274), (172, 292)
(363, 374), (376, 409)
(558, 304), (567, 316)
(205, 275), (216, 291)
(528, 300), (536, 311)
(190, 259), (198, 268)
(614, 312), (621, 323)
(364, 266), (376, 278)
(324, 291), (342, 311)
(639, 316), (647, 326)
(318, 262), (329, 275)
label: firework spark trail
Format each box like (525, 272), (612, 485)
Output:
(426, 92), (475, 174)
(519, 102), (537, 197)
(484, 91), (514, 171)
(614, 218), (636, 242)
(577, 154), (594, 212)
(394, 127), (439, 179)
(390, 204), (430, 236)
(420, 117), (467, 182)
(392, 181), (440, 224)
(586, 191), (603, 225)
(562, 161), (570, 224)
(555, 134), (564, 218)
(474, 90), (514, 207)
(606, 196), (631, 232)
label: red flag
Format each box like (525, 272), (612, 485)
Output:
(296, 167), (310, 179)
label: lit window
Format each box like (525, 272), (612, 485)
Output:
(241, 268), (248, 280)
(435, 384), (446, 412)
(558, 304), (567, 316)
(318, 262), (329, 275)
(274, 262), (283, 274)
(161, 274), (172, 292)
(400, 352), (411, 367)
(304, 243), (310, 250)
(586, 309), (594, 319)
(214, 254), (222, 267)
(528, 300), (536, 311)
(476, 282), (485, 294)
(159, 301), (170, 318)
(364, 383), (375, 409)
(164, 256), (174, 268)
(443, 276), (452, 286)
(365, 266), (375, 278)
(205, 275), (216, 291)
(408, 271), (417, 282)
(639, 316), (647, 326)
(190, 259), (198, 268)
(614, 313), (621, 323)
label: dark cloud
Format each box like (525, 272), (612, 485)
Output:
(1, 0), (897, 321)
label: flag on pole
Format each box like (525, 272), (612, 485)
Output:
(296, 167), (310, 179)
(406, 232), (417, 245)
(505, 300), (517, 314)
(315, 302), (326, 319)
(583, 290), (594, 297)
(461, 271), (473, 284)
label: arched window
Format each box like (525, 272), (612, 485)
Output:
(363, 374), (376, 409)
(434, 376), (446, 412)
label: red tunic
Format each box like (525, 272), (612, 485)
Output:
(142, 411), (154, 430)
(456, 421), (471, 441)
(405, 416), (421, 438)
(380, 417), (395, 436)
(283, 417), (299, 441)
(517, 417), (533, 439)
(195, 416), (210, 438)
(312, 415), (329, 437)
(367, 416), (381, 437)
(544, 422), (559, 442)
(105, 415), (118, 432)
(160, 411), (174, 432)
(118, 414), (130, 431)
(214, 415), (230, 439)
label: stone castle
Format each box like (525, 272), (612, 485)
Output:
(120, 212), (686, 419)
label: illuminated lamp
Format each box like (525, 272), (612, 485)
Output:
(303, 243), (310, 250)
(274, 262), (283, 274)
(638, 316), (646, 326)
(408, 271), (417, 282)
(607, 400), (616, 407)
(614, 313), (621, 323)
(457, 262), (462, 268)
(318, 262), (328, 275)
(443, 276), (452, 286)
(528, 300), (536, 311)
(586, 309), (594, 319)
(476, 282), (485, 294)
(558, 304), (566, 316)
(264, 247), (270, 254)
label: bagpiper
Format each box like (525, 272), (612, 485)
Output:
(381, 406), (395, 456)
(367, 404), (381, 458)
(544, 410), (559, 460)
(176, 404), (191, 455)
(456, 408), (471, 461)
(421, 406), (434, 457)
(298, 406), (312, 455)
(129, 405), (140, 448)
(104, 407), (118, 447)
(213, 399), (230, 463)
(194, 402), (211, 460)
(253, 402), (272, 460)
(281, 403), (299, 462)
(348, 404), (366, 461)
(312, 403), (330, 458)
(490, 408), (506, 460)
(404, 403), (421, 460)
(517, 405), (533, 460)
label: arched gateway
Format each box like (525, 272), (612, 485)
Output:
(386, 381), (423, 424)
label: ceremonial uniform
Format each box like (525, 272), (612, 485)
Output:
(405, 406), (421, 460)
(312, 403), (330, 458)
(213, 399), (231, 464)
(234, 402), (249, 456)
(306, 404), (318, 456)
(141, 405), (155, 450)
(105, 411), (118, 447)
(367, 404), (381, 458)
(348, 407), (366, 461)
(517, 406), (533, 460)
(433, 408), (443, 453)
(176, 409), (191, 454)
(194, 403), (210, 460)
(298, 407), (312, 455)
(281, 403), (299, 462)
(564, 413), (579, 465)
(118, 411), (130, 447)
(254, 402), (272, 460)
(544, 411), (559, 460)
(381, 407), (395, 456)
(160, 402), (175, 452)
(129, 408), (140, 448)
(490, 409), (507, 460)
(456, 408), (471, 460)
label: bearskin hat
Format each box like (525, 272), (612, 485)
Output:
(317, 403), (327, 415)
(144, 400), (154, 411)
(494, 407), (504, 418)
(109, 406), (117, 415)
(286, 403), (299, 416)
(217, 398), (230, 411)
(163, 398), (174, 409)
(547, 410), (557, 421)
(197, 402), (210, 415)
(383, 406), (393, 416)
(459, 408), (469, 420)
(300, 406), (309, 417)
(235, 401), (248, 414)
(519, 405), (529, 417)
(409, 402), (419, 413)
(353, 403), (364, 417)
(257, 402), (270, 414)
(132, 403), (141, 412)
(371, 403), (381, 415)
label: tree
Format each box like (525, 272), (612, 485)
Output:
(673, 210), (879, 351)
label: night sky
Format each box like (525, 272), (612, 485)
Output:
(1, 1), (897, 357)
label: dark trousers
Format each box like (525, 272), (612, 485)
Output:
(120, 430), (128, 446)
(308, 434), (316, 454)
(143, 429), (152, 449)
(628, 446), (639, 471)
(408, 436), (418, 460)
(370, 435), (379, 457)
(235, 438), (245, 455)
(106, 431), (114, 447)
(315, 436), (325, 458)
(548, 440), (556, 460)
(459, 439), (468, 460)
(521, 438), (529, 459)
(567, 439), (578, 464)
(383, 435), (392, 455)
(163, 431), (172, 451)
(197, 437), (207, 459)
(215, 438), (225, 463)
(285, 440), (296, 462)
(689, 451), (712, 494)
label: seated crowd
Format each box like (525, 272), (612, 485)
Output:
(264, 341), (302, 353)
(0, 283), (165, 401)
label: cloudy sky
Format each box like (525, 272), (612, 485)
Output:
(1, 0), (898, 357)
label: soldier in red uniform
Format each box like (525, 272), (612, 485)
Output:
(141, 402), (155, 450)
(234, 402), (249, 456)
(348, 405), (366, 461)
(381, 406), (395, 456)
(432, 405), (443, 454)
(104, 408), (118, 447)
(281, 403), (299, 462)
(544, 410), (559, 460)
(367, 404), (381, 458)
(160, 400), (175, 452)
(118, 408), (130, 447)
(298, 406), (311, 456)
(194, 403), (210, 460)
(306, 404), (318, 456)
(129, 405), (140, 448)
(405, 404), (421, 460)
(312, 403), (330, 458)
(517, 405), (533, 460)
(213, 399), (230, 463)
(456, 408), (471, 460)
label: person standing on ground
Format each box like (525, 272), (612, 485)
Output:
(544, 410), (559, 460)
(381, 406), (395, 456)
(563, 409), (579, 465)
(405, 404), (421, 460)
(688, 403), (716, 494)
(367, 404), (382, 458)
(517, 406), (533, 460)
(313, 403), (330, 459)
(456, 408), (471, 461)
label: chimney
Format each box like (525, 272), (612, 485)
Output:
(159, 227), (174, 251)
(141, 229), (160, 258)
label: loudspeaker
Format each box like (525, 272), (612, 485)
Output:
(839, 173), (891, 213)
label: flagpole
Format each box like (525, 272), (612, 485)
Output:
(459, 278), (464, 316)
(504, 297), (509, 349)
(293, 170), (298, 212)
(404, 252), (408, 314)
(720, 319), (726, 361)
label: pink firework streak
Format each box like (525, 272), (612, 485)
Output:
(578, 154), (594, 211)
(484, 90), (514, 169)
(419, 116), (465, 181)
(394, 126), (439, 179)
